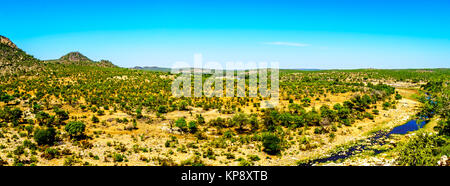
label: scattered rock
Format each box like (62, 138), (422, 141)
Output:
(437, 155), (448, 166)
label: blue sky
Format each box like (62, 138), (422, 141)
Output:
(1, 0), (449, 69)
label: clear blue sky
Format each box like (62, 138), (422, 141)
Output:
(1, 0), (449, 69)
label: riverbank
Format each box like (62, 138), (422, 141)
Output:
(292, 97), (420, 165)
(317, 116), (442, 166)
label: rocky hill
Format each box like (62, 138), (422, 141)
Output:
(97, 59), (117, 68)
(0, 35), (118, 72)
(0, 35), (41, 75)
(59, 51), (92, 62)
(0, 36), (18, 49)
(55, 52), (117, 68)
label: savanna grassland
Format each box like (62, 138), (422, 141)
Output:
(0, 35), (449, 166)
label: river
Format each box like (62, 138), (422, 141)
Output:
(299, 113), (430, 165)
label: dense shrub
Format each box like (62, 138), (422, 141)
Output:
(34, 127), (57, 145)
(54, 108), (69, 121)
(397, 132), (449, 166)
(196, 114), (205, 125)
(65, 121), (86, 138)
(157, 105), (168, 113)
(262, 133), (281, 155)
(0, 107), (23, 123)
(36, 111), (54, 126)
(188, 121), (197, 133)
(180, 155), (204, 166)
(395, 93), (402, 100)
(175, 118), (188, 132)
(42, 148), (60, 160)
(113, 153), (126, 162)
(91, 115), (99, 123)
(435, 119), (450, 136)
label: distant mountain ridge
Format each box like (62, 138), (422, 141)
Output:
(132, 66), (211, 73)
(132, 66), (171, 72)
(132, 66), (321, 73)
(292, 68), (321, 71)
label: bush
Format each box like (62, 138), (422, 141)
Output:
(33, 127), (56, 146)
(180, 155), (204, 166)
(113, 153), (126, 162)
(54, 108), (69, 121)
(203, 148), (216, 160)
(157, 105), (168, 113)
(91, 115), (99, 123)
(36, 111), (55, 126)
(25, 125), (34, 135)
(238, 158), (253, 166)
(188, 121), (197, 133)
(13, 145), (25, 155)
(314, 127), (327, 134)
(382, 102), (391, 110)
(223, 152), (235, 159)
(136, 109), (143, 119)
(97, 109), (105, 116)
(0, 107), (22, 123)
(364, 112), (374, 120)
(64, 156), (79, 166)
(196, 114), (205, 125)
(165, 136), (178, 147)
(262, 133), (282, 155)
(175, 118), (188, 132)
(65, 121), (86, 138)
(247, 154), (261, 161)
(434, 119), (450, 136)
(223, 130), (235, 139)
(372, 109), (379, 115)
(178, 101), (188, 111)
(397, 132), (449, 166)
(230, 113), (249, 131)
(23, 140), (37, 150)
(342, 118), (351, 126)
(42, 148), (60, 160)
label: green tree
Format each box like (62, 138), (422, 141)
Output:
(91, 115), (99, 123)
(157, 105), (168, 113)
(249, 115), (259, 131)
(135, 109), (143, 119)
(175, 117), (188, 132)
(434, 119), (450, 136)
(34, 127), (57, 146)
(301, 97), (311, 107)
(36, 111), (55, 126)
(196, 114), (205, 125)
(262, 134), (282, 155)
(54, 108), (69, 121)
(0, 107), (23, 123)
(397, 132), (447, 166)
(188, 121), (197, 133)
(231, 113), (249, 132)
(178, 100), (188, 111)
(65, 121), (86, 139)
(395, 93), (402, 100)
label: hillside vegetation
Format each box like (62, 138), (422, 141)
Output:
(0, 36), (448, 166)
